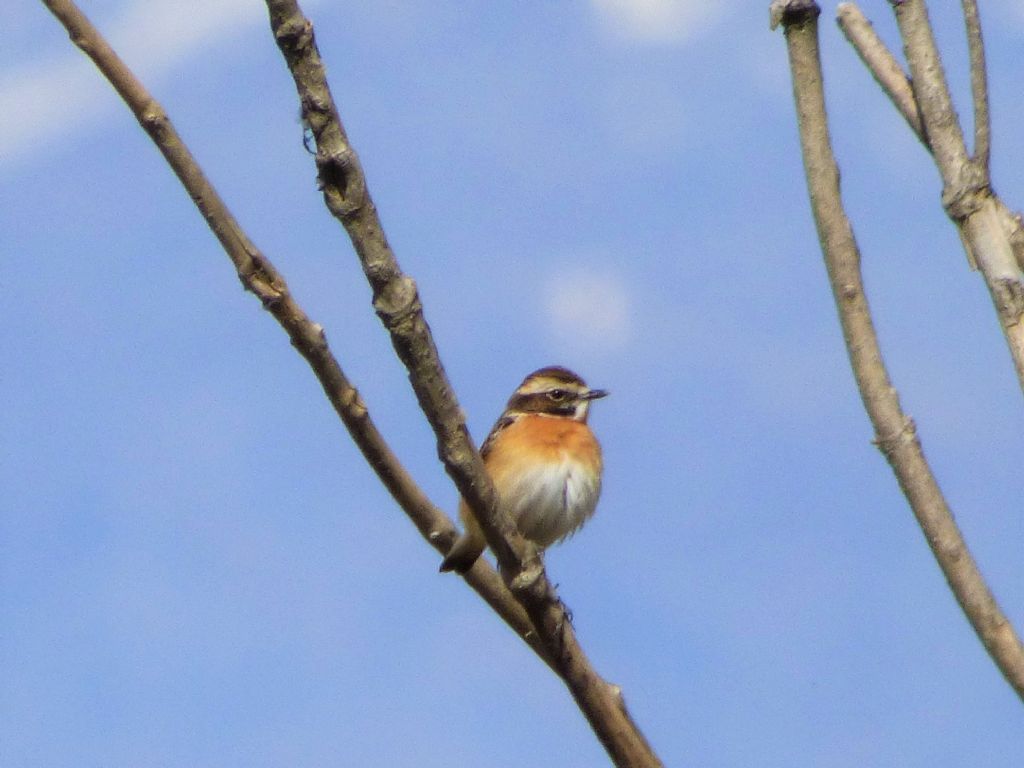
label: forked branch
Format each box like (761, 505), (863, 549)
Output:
(837, 2), (1024, 276)
(43, 0), (661, 762)
(836, 3), (924, 143)
(262, 2), (662, 764)
(39, 0), (550, 669)
(837, 1), (1024, 391)
(889, 1), (1024, 393)
(771, 0), (1024, 701)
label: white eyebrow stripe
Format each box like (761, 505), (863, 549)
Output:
(517, 378), (585, 396)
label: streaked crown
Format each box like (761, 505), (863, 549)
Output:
(505, 366), (608, 422)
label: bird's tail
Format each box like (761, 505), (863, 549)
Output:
(439, 509), (486, 573)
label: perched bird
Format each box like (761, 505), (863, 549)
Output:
(440, 366), (608, 573)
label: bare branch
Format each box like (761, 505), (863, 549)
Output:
(836, 2), (987, 272)
(836, 3), (977, 270)
(891, 0), (971, 176)
(773, 0), (1024, 701)
(961, 0), (990, 171)
(262, 1), (662, 764)
(39, 0), (551, 670)
(995, 199), (1024, 272)
(891, 0), (1024, 397)
(836, 3), (924, 143)
(264, 2), (527, 574)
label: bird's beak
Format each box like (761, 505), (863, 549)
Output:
(584, 388), (609, 400)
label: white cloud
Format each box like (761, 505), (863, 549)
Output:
(0, 0), (308, 165)
(543, 270), (633, 351)
(106, 0), (265, 75)
(0, 59), (102, 163)
(590, 0), (723, 44)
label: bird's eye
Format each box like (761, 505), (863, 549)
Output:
(548, 389), (568, 402)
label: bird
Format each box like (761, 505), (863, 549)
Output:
(440, 366), (608, 573)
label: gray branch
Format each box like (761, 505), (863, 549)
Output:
(39, 0), (551, 672)
(772, 0), (1024, 702)
(263, 1), (663, 764)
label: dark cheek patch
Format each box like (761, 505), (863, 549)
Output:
(508, 393), (576, 416)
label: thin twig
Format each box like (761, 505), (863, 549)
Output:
(961, 0), (990, 172)
(39, 0), (551, 671)
(263, 1), (662, 765)
(836, 3), (924, 143)
(772, 0), (1024, 702)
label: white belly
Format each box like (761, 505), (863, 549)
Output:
(501, 458), (602, 548)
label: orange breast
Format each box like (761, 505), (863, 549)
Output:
(484, 414), (602, 482)
(461, 414), (604, 548)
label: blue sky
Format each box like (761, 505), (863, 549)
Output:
(3, 1), (1023, 765)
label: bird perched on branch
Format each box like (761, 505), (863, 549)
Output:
(440, 366), (608, 573)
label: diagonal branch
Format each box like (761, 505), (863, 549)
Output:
(262, 2), (662, 765)
(888, 0), (970, 175)
(39, 0), (551, 670)
(771, 0), (1024, 702)
(836, 3), (924, 143)
(261, 2), (525, 576)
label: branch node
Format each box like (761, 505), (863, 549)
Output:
(991, 278), (1024, 327)
(939, 540), (966, 564)
(837, 3), (926, 144)
(332, 383), (367, 418)
(273, 14), (312, 50)
(139, 103), (173, 145)
(372, 276), (421, 324)
(317, 147), (366, 219)
(308, 322), (328, 349)
(769, 0), (820, 30)
(872, 415), (917, 459)
(258, 292), (284, 309)
(941, 166), (989, 222)
(239, 252), (286, 307)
